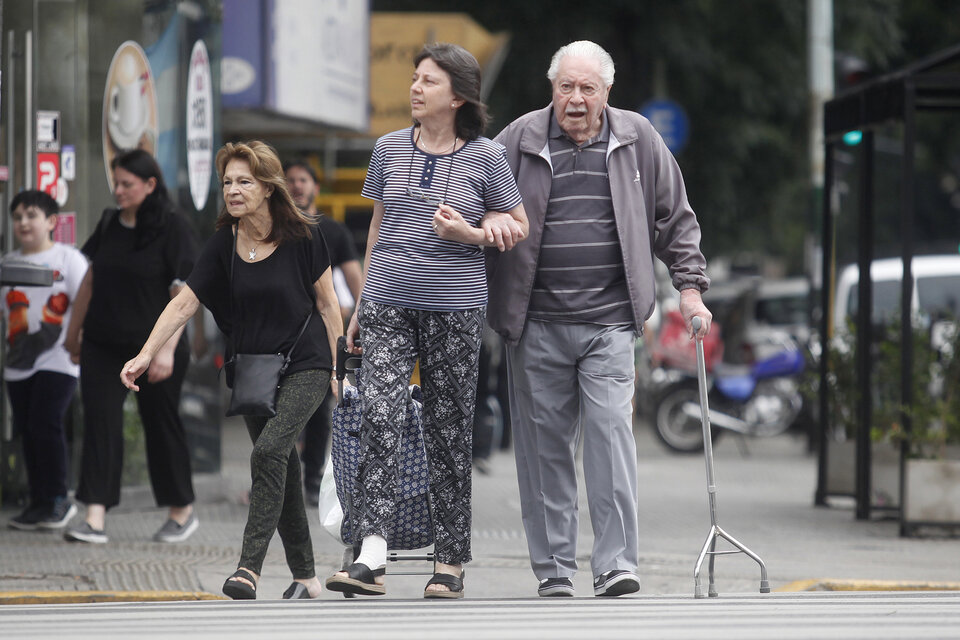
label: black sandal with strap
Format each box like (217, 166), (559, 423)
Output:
(223, 568), (258, 600)
(423, 569), (465, 599)
(325, 562), (386, 596)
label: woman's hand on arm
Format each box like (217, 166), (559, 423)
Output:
(64, 270), (93, 364)
(121, 285), (200, 391)
(314, 268), (344, 400)
(478, 203), (528, 251)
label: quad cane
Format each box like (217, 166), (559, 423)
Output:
(691, 316), (770, 598)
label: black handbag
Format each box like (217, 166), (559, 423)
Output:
(223, 226), (312, 417)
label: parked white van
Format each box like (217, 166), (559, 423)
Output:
(833, 255), (960, 332)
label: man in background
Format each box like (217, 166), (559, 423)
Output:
(285, 160), (363, 504)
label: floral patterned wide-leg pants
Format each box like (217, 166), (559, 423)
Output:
(352, 299), (484, 565)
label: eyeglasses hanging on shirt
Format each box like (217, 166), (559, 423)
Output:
(405, 130), (457, 206)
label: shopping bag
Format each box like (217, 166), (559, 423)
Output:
(329, 382), (433, 550)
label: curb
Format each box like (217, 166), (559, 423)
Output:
(777, 579), (960, 592)
(0, 591), (226, 605)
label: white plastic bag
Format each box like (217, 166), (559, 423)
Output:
(318, 452), (345, 545)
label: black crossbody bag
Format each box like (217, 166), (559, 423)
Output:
(223, 226), (311, 417)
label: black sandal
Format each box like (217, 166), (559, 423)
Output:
(325, 562), (386, 596)
(223, 568), (258, 600)
(423, 569), (465, 599)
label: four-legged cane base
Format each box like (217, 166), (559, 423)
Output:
(694, 523), (771, 598)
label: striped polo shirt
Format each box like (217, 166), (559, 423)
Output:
(361, 127), (522, 310)
(527, 115), (633, 325)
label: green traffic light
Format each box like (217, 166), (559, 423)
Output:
(843, 130), (863, 146)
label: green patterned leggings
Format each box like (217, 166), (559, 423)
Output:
(239, 368), (329, 579)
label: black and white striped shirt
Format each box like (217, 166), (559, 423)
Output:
(361, 127), (522, 310)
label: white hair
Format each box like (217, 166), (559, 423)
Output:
(547, 40), (615, 87)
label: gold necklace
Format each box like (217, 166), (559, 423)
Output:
(416, 129), (457, 155)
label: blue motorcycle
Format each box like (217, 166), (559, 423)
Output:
(652, 343), (806, 453)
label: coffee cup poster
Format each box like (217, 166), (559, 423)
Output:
(102, 41), (158, 189)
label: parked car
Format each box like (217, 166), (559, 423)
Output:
(833, 255), (960, 333)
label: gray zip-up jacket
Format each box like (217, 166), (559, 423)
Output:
(488, 104), (709, 345)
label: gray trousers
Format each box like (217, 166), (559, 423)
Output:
(507, 320), (639, 580)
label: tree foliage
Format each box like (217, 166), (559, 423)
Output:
(374, 0), (958, 273)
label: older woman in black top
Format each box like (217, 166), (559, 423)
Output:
(121, 141), (342, 600)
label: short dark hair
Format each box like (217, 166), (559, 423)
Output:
(414, 43), (489, 141)
(283, 160), (319, 185)
(10, 190), (59, 217)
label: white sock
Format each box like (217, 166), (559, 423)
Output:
(354, 534), (387, 570)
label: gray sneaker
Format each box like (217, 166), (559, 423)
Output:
(153, 512), (199, 543)
(64, 521), (108, 544)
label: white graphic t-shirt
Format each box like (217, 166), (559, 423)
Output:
(2, 243), (89, 380)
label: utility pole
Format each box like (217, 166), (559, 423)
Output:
(807, 0), (833, 287)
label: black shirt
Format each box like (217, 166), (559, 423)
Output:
(82, 208), (198, 347)
(187, 224), (333, 373)
(315, 214), (358, 268)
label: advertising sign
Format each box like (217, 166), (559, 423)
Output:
(36, 111), (61, 152)
(222, 0), (369, 132)
(61, 145), (76, 181)
(54, 212), (77, 245)
(102, 41), (159, 189)
(36, 153), (59, 198)
(186, 40), (213, 211)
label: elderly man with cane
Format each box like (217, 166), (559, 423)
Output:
(483, 40), (712, 598)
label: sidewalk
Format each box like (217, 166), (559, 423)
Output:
(1, 416), (958, 603)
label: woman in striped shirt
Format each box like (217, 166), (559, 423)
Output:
(326, 43), (527, 599)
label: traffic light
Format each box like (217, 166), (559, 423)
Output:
(842, 130), (863, 146)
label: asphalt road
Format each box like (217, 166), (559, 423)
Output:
(2, 592), (960, 639)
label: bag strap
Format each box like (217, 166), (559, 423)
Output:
(99, 208), (119, 242)
(228, 223), (312, 372)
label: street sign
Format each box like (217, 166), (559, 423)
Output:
(640, 98), (690, 154)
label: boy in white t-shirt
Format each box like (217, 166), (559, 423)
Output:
(3, 190), (88, 530)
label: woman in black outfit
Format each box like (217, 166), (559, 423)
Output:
(120, 141), (342, 600)
(64, 149), (199, 544)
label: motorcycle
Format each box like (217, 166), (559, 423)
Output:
(651, 337), (806, 453)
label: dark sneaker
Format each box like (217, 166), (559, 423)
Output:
(593, 570), (640, 597)
(64, 521), (108, 544)
(153, 512), (199, 543)
(36, 497), (77, 530)
(538, 577), (575, 597)
(8, 505), (44, 531)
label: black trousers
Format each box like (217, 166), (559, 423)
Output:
(6, 371), (78, 507)
(76, 338), (195, 510)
